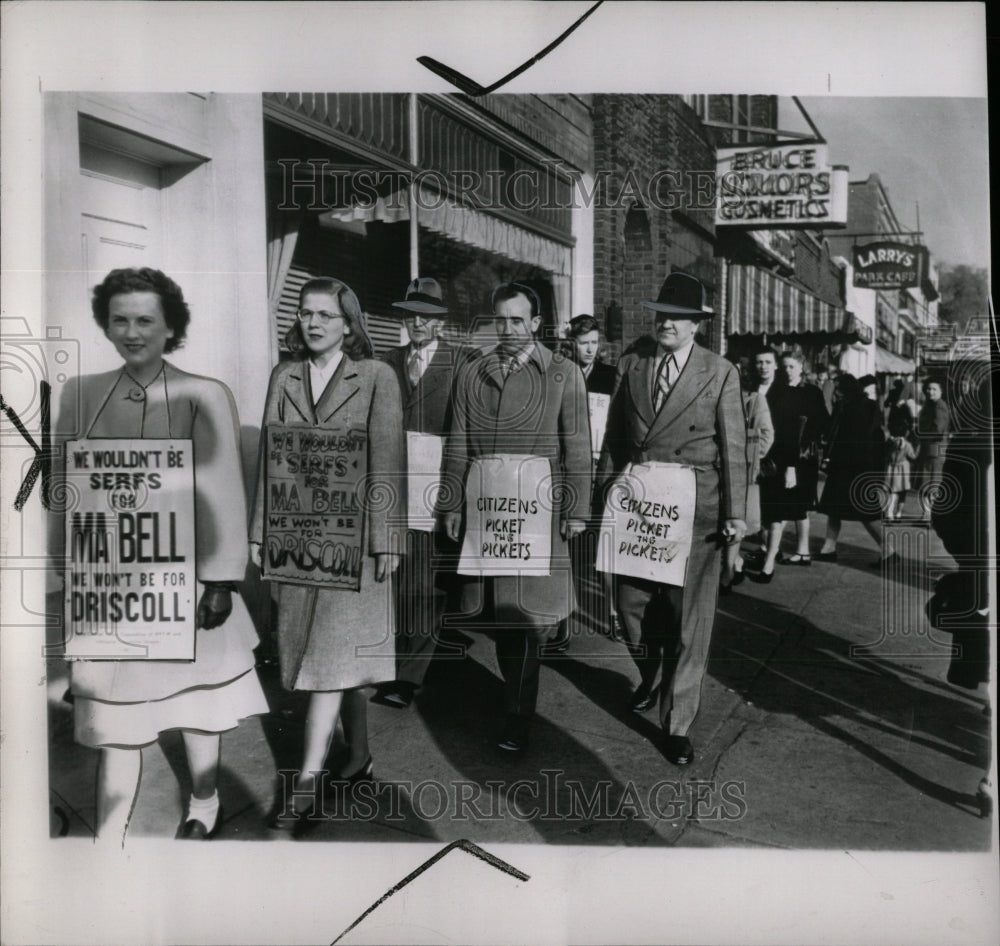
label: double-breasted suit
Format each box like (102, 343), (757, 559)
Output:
(442, 342), (592, 717)
(250, 356), (404, 692)
(599, 339), (747, 737)
(380, 341), (464, 688)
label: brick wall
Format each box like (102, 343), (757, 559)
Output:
(593, 95), (719, 354)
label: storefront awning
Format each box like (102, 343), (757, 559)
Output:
(875, 344), (916, 375)
(728, 263), (870, 342)
(321, 184), (573, 277)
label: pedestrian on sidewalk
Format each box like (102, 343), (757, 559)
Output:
(442, 282), (592, 753)
(815, 372), (891, 566)
(598, 272), (746, 766)
(58, 267), (269, 845)
(372, 278), (463, 709)
(752, 345), (828, 581)
(250, 277), (404, 836)
(553, 314), (621, 651)
(914, 378), (951, 520)
(883, 379), (917, 519)
(722, 359), (773, 591)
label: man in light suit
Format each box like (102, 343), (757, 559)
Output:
(374, 277), (463, 709)
(599, 272), (747, 766)
(443, 283), (592, 752)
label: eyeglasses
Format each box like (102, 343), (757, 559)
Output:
(297, 308), (344, 324)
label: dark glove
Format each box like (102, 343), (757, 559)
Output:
(197, 582), (235, 629)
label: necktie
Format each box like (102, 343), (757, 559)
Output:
(406, 347), (422, 387)
(499, 353), (514, 380)
(653, 354), (676, 412)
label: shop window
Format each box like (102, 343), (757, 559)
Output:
(273, 217), (407, 357)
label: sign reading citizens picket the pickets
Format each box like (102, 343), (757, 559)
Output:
(597, 462), (697, 586)
(263, 424), (367, 590)
(63, 439), (196, 660)
(458, 454), (552, 577)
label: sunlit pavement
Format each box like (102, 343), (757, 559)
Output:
(47, 510), (992, 849)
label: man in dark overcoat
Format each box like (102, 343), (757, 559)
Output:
(442, 283), (592, 752)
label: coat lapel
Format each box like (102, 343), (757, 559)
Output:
(315, 356), (358, 425)
(649, 344), (712, 435)
(629, 355), (656, 427)
(282, 366), (314, 423)
(409, 341), (451, 408)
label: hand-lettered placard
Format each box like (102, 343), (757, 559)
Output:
(588, 392), (610, 460)
(63, 438), (196, 660)
(597, 462), (696, 586)
(406, 431), (444, 532)
(263, 424), (367, 590)
(457, 454), (552, 577)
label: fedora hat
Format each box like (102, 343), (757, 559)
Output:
(391, 277), (450, 316)
(641, 272), (714, 318)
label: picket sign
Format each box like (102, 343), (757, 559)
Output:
(63, 438), (196, 660)
(596, 461), (696, 587)
(457, 454), (552, 577)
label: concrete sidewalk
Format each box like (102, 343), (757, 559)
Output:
(47, 512), (993, 849)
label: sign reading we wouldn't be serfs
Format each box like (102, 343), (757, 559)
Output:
(263, 423), (367, 590)
(63, 439), (196, 660)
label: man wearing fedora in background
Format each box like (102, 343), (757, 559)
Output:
(373, 277), (464, 709)
(599, 271), (747, 766)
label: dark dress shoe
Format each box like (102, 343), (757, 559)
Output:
(334, 756), (374, 787)
(372, 682), (414, 708)
(748, 568), (774, 584)
(663, 735), (694, 766)
(268, 799), (323, 839)
(178, 806), (223, 840)
(813, 550), (839, 562)
(629, 685), (657, 714)
(542, 623), (571, 655)
(498, 715), (530, 752)
(730, 568), (746, 586)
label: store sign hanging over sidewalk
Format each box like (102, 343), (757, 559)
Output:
(851, 241), (924, 289)
(716, 142), (848, 229)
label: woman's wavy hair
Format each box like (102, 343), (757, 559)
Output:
(91, 267), (190, 353)
(284, 276), (373, 359)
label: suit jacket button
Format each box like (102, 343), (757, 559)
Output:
(689, 425), (696, 431)
(675, 449), (682, 455)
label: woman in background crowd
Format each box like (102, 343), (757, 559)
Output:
(722, 358), (773, 591)
(884, 379), (917, 520)
(250, 276), (404, 837)
(816, 372), (892, 565)
(752, 345), (829, 582)
(914, 378), (951, 520)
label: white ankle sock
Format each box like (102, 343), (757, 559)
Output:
(187, 790), (220, 829)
